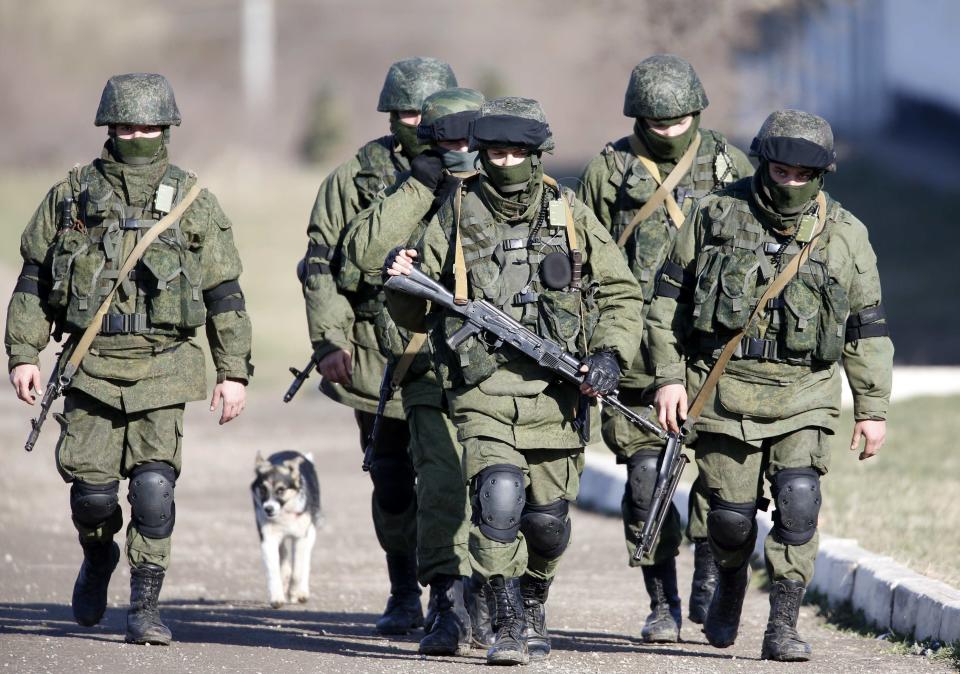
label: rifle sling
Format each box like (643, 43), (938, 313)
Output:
(617, 131), (701, 246)
(682, 191), (828, 432)
(390, 332), (428, 390)
(60, 184), (202, 383)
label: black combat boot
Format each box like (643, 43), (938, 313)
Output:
(703, 561), (750, 648)
(520, 574), (553, 660)
(125, 563), (172, 645)
(466, 577), (495, 648)
(486, 576), (529, 666)
(72, 539), (120, 627)
(688, 540), (719, 625)
(761, 579), (812, 661)
(418, 575), (471, 656)
(375, 553), (424, 635)
(640, 558), (682, 643)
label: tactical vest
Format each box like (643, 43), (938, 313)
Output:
(433, 177), (599, 387)
(691, 182), (849, 365)
(46, 162), (204, 335)
(604, 129), (742, 309)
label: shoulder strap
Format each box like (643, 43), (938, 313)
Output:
(59, 184), (203, 384)
(390, 332), (428, 388)
(452, 182), (469, 305)
(682, 191), (828, 431)
(617, 132), (702, 246)
(542, 175), (582, 289)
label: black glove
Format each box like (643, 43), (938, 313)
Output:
(583, 350), (620, 395)
(411, 150), (444, 192)
(382, 246), (405, 283)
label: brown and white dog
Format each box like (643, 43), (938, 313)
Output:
(251, 451), (322, 608)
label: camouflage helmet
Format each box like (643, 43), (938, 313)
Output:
(376, 57), (458, 113)
(468, 96), (555, 153)
(751, 109), (837, 172)
(623, 54), (709, 120)
(417, 88), (485, 142)
(95, 73), (181, 127)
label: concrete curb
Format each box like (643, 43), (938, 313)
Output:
(576, 450), (960, 644)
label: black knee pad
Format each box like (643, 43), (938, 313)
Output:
(707, 494), (757, 551)
(472, 464), (525, 544)
(70, 480), (120, 528)
(771, 467), (821, 546)
(369, 455), (416, 514)
(128, 462), (176, 539)
(520, 499), (571, 560)
(623, 449), (660, 523)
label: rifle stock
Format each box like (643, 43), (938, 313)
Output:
(633, 431), (689, 561)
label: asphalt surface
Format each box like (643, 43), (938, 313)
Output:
(1, 385), (950, 674)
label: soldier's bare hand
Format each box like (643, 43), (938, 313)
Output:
(319, 349), (353, 385)
(385, 248), (418, 277)
(210, 379), (246, 425)
(10, 364), (42, 405)
(850, 419), (885, 460)
(655, 383), (688, 434)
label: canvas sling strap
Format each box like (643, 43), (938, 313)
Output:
(617, 131), (702, 246)
(452, 174), (581, 303)
(59, 184), (202, 385)
(390, 332), (428, 389)
(680, 191), (828, 434)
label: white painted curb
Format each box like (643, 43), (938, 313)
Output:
(576, 449), (960, 644)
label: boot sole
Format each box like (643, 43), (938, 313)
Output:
(419, 643), (472, 657)
(486, 654), (530, 666)
(642, 634), (680, 644)
(761, 648), (811, 662)
(125, 633), (171, 646)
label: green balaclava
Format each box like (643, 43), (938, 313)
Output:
(390, 113), (430, 160)
(479, 153), (536, 194)
(758, 160), (823, 214)
(110, 133), (165, 165)
(635, 113), (701, 162)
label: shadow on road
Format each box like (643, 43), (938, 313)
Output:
(550, 628), (753, 661)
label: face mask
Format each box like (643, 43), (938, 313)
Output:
(480, 153), (534, 193)
(636, 114), (701, 161)
(390, 116), (430, 160)
(111, 135), (164, 165)
(439, 148), (478, 173)
(760, 164), (822, 213)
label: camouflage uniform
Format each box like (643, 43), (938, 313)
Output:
(647, 110), (893, 660)
(344, 87), (487, 655)
(298, 57), (456, 635)
(577, 53), (754, 638)
(386, 97), (645, 665)
(4, 73), (252, 645)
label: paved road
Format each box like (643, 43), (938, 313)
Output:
(0, 387), (948, 674)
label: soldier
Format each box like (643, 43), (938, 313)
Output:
(5, 73), (253, 645)
(384, 97), (645, 665)
(341, 87), (488, 656)
(650, 109), (892, 660)
(298, 57), (456, 634)
(577, 54), (754, 641)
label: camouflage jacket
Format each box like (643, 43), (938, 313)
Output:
(301, 135), (408, 418)
(343, 171), (463, 411)
(386, 174), (645, 449)
(577, 128), (753, 391)
(4, 148), (253, 412)
(647, 176), (894, 442)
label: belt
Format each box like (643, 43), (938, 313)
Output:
(699, 334), (811, 364)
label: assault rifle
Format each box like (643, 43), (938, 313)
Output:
(362, 362), (396, 472)
(283, 353), (321, 403)
(384, 268), (688, 558)
(24, 351), (68, 452)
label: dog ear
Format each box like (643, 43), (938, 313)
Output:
(255, 451), (272, 474)
(284, 454), (305, 485)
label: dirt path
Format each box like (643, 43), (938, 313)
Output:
(0, 386), (949, 674)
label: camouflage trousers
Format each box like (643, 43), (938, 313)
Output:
(55, 390), (183, 570)
(355, 411), (418, 559)
(407, 405), (472, 584)
(696, 428), (829, 585)
(462, 437), (584, 582)
(601, 401), (711, 566)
